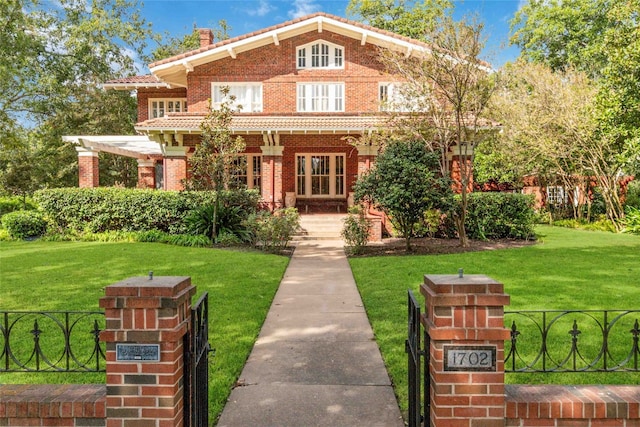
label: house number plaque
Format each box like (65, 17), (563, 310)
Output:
(116, 344), (160, 362)
(444, 345), (496, 371)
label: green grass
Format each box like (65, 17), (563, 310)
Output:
(0, 240), (289, 423)
(349, 226), (640, 415)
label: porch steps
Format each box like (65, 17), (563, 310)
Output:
(294, 214), (347, 240)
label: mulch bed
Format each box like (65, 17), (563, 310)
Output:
(350, 236), (537, 257)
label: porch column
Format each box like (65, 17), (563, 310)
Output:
(76, 146), (100, 188)
(164, 147), (188, 191)
(421, 274), (510, 427)
(260, 145), (284, 210)
(356, 144), (378, 176)
(137, 159), (156, 189)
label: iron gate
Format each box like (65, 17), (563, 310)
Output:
(406, 290), (429, 427)
(184, 292), (211, 427)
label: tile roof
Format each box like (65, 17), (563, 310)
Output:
(135, 114), (389, 133)
(102, 75), (169, 88)
(149, 12), (431, 68)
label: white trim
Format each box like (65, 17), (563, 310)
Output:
(296, 153), (346, 198)
(297, 83), (344, 112)
(211, 83), (263, 112)
(296, 39), (344, 69)
(148, 98), (187, 119)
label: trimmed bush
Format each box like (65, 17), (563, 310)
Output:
(34, 188), (260, 235)
(463, 192), (536, 240)
(1, 210), (47, 239)
(622, 206), (640, 235)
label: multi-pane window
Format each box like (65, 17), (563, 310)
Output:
(297, 83), (344, 112)
(296, 41), (344, 69)
(211, 83), (263, 112)
(379, 82), (425, 112)
(296, 154), (345, 198)
(232, 154), (262, 190)
(546, 186), (567, 205)
(149, 99), (187, 118)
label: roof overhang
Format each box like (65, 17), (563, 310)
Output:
(63, 135), (163, 159)
(150, 14), (431, 88)
(101, 82), (172, 91)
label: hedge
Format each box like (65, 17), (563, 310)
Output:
(34, 187), (260, 234)
(463, 192), (536, 240)
(1, 210), (47, 239)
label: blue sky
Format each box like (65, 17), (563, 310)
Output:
(140, 0), (525, 69)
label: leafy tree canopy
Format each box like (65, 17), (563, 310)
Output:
(346, 0), (452, 41)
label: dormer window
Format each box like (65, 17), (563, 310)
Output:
(297, 41), (344, 69)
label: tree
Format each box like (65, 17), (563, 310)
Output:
(185, 87), (246, 241)
(0, 0), (151, 194)
(346, 0), (452, 41)
(379, 15), (496, 246)
(354, 141), (453, 251)
(146, 20), (231, 63)
(510, 0), (640, 226)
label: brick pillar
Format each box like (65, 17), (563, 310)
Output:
(421, 274), (510, 427)
(137, 159), (156, 189)
(77, 147), (100, 187)
(356, 144), (378, 176)
(163, 147), (188, 191)
(450, 155), (474, 193)
(99, 276), (196, 427)
(261, 145), (284, 210)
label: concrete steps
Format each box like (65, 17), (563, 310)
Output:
(294, 214), (347, 240)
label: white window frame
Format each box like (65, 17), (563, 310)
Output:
(233, 154), (262, 190)
(211, 83), (263, 112)
(379, 82), (424, 112)
(546, 186), (567, 205)
(297, 83), (344, 112)
(149, 98), (187, 118)
(296, 153), (346, 198)
(296, 40), (344, 69)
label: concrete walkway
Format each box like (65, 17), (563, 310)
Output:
(216, 240), (404, 427)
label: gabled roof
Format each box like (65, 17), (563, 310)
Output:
(149, 12), (432, 88)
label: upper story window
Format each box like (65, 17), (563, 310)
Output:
(149, 98), (186, 118)
(211, 83), (263, 112)
(379, 82), (427, 112)
(297, 40), (344, 69)
(297, 83), (344, 112)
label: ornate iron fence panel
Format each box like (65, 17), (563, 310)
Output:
(184, 292), (211, 427)
(0, 311), (105, 372)
(406, 290), (427, 427)
(504, 310), (640, 373)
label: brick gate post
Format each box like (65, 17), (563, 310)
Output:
(421, 274), (510, 427)
(99, 276), (196, 427)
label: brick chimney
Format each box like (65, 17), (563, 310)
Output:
(198, 28), (214, 48)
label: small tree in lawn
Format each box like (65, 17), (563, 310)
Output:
(354, 140), (453, 251)
(185, 87), (245, 241)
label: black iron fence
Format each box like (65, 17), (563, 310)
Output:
(0, 311), (106, 372)
(504, 310), (640, 373)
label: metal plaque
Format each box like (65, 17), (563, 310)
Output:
(444, 345), (496, 371)
(116, 344), (160, 362)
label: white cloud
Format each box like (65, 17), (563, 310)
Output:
(288, 0), (320, 19)
(247, 0), (274, 17)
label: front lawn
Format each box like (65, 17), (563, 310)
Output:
(0, 240), (289, 423)
(349, 226), (640, 415)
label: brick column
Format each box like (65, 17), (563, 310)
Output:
(137, 159), (156, 189)
(164, 147), (188, 191)
(77, 146), (100, 188)
(99, 276), (196, 427)
(356, 144), (378, 176)
(261, 145), (284, 210)
(421, 274), (510, 427)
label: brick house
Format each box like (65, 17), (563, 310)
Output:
(65, 12), (470, 213)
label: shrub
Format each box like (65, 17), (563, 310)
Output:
(246, 208), (300, 253)
(185, 200), (254, 244)
(624, 180), (640, 209)
(463, 192), (536, 240)
(0, 196), (37, 217)
(622, 206), (640, 235)
(341, 206), (371, 255)
(34, 188), (260, 235)
(1, 210), (47, 239)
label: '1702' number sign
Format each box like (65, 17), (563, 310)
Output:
(444, 345), (496, 371)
